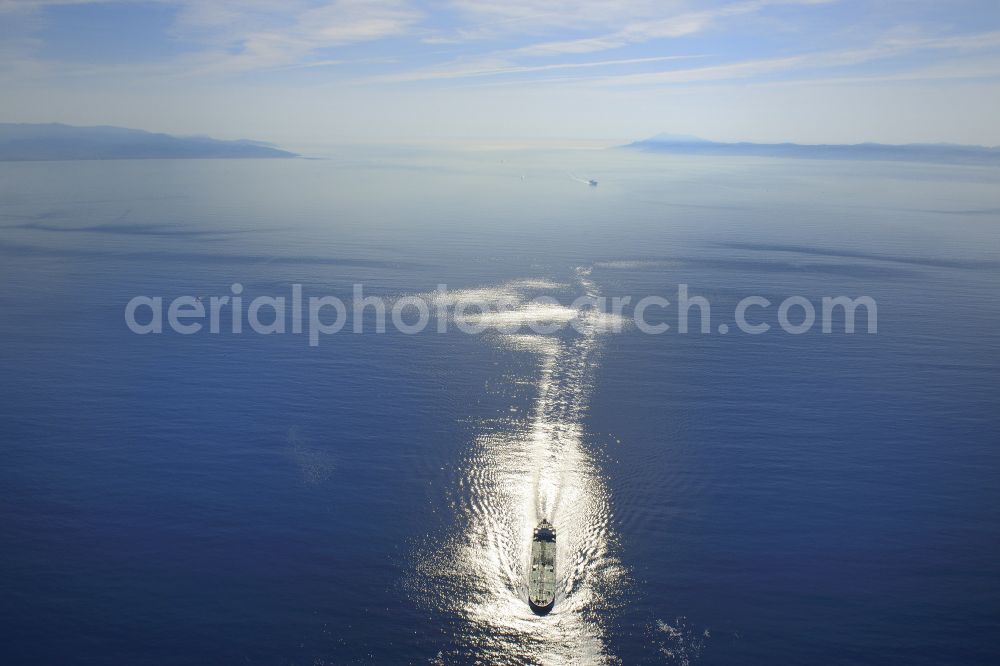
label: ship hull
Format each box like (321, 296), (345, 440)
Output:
(528, 520), (557, 615)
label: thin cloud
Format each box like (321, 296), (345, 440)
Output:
(436, 0), (835, 53)
(392, 28), (1000, 91)
(590, 30), (1000, 86)
(3, 0), (999, 96)
(2, 0), (423, 74)
(203, 0), (422, 72)
(365, 54), (707, 83)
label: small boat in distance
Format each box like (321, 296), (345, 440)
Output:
(528, 520), (557, 614)
(568, 172), (598, 187)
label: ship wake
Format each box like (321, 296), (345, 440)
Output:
(414, 268), (626, 665)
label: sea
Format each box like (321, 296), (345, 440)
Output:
(1, 148), (999, 664)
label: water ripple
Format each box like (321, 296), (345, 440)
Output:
(412, 268), (626, 665)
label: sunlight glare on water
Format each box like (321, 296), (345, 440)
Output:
(415, 269), (628, 665)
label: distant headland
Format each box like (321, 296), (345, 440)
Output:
(624, 133), (1000, 165)
(0, 123), (297, 161)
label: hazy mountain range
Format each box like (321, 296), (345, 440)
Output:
(4, 123), (997, 165)
(625, 133), (1000, 165)
(0, 124), (297, 161)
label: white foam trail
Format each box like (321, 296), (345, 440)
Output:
(414, 268), (625, 665)
(409, 277), (626, 334)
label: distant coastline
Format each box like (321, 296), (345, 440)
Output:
(624, 133), (1000, 165)
(0, 123), (297, 161)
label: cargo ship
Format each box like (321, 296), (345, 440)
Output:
(528, 520), (557, 614)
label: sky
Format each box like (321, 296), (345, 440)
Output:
(2, 0), (1000, 147)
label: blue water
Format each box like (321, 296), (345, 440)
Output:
(1, 150), (999, 664)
